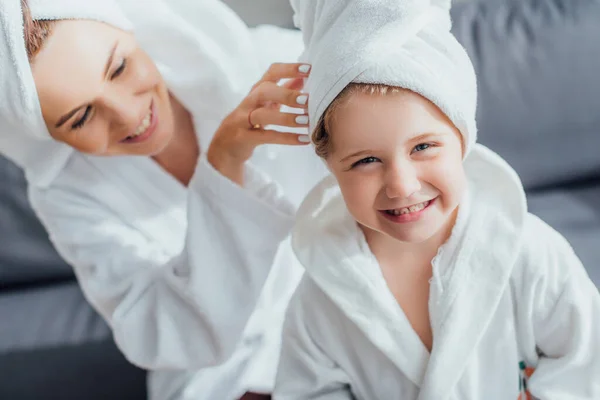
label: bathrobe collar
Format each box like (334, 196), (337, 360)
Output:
(291, 144), (527, 397)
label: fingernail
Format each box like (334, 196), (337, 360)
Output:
(296, 95), (308, 105)
(298, 64), (311, 74)
(297, 135), (311, 143)
(295, 115), (309, 125)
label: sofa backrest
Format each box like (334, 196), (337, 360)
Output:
(0, 157), (74, 289)
(451, 0), (600, 190)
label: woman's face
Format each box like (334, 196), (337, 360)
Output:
(31, 20), (175, 156)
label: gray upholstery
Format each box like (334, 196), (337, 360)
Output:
(451, 0), (600, 191)
(528, 183), (600, 285)
(0, 282), (146, 400)
(0, 340), (146, 400)
(0, 156), (74, 288)
(451, 0), (600, 285)
(0, 282), (110, 352)
(223, 0), (295, 28)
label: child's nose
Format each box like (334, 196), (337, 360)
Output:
(384, 163), (422, 199)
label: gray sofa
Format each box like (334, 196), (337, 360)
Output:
(1, 0), (598, 399)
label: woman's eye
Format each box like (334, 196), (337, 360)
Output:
(351, 156), (380, 168)
(413, 143), (431, 153)
(111, 59), (127, 79)
(72, 106), (92, 130)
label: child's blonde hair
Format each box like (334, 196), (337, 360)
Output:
(312, 83), (403, 159)
(312, 83), (465, 158)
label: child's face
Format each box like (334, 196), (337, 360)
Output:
(326, 89), (466, 244)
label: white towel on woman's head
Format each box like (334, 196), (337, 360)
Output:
(27, 0), (133, 30)
(0, 0), (132, 187)
(0, 0), (260, 188)
(290, 0), (478, 155)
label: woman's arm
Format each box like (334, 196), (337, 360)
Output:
(29, 154), (295, 370)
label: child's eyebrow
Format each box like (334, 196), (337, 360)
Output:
(339, 149), (374, 163)
(410, 132), (443, 143)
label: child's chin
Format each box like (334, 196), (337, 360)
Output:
(382, 221), (440, 244)
(388, 230), (435, 244)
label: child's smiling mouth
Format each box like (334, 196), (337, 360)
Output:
(379, 197), (437, 223)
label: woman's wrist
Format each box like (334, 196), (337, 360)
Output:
(206, 146), (246, 186)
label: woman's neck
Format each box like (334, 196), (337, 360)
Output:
(152, 94), (199, 186)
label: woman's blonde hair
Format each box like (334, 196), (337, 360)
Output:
(21, 0), (55, 61)
(312, 83), (403, 159)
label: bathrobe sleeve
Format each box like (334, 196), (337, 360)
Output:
(28, 155), (296, 370)
(517, 216), (600, 398)
(274, 278), (354, 400)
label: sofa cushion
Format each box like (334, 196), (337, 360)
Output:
(0, 156), (74, 289)
(451, 0), (600, 190)
(0, 281), (109, 352)
(223, 0), (295, 28)
(0, 281), (145, 399)
(528, 180), (600, 286)
(0, 340), (146, 400)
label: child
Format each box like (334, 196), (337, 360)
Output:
(274, 0), (600, 399)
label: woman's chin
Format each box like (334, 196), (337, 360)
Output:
(127, 129), (174, 157)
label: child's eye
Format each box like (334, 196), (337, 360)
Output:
(111, 59), (127, 79)
(412, 143), (431, 153)
(351, 156), (380, 168)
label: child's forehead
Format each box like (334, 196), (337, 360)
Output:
(331, 90), (452, 135)
(325, 88), (464, 155)
(344, 87), (426, 107)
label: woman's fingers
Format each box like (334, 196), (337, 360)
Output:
(241, 108), (310, 146)
(255, 63), (311, 87)
(206, 62), (313, 183)
(248, 129), (311, 147)
(280, 77), (306, 91)
(249, 107), (309, 129)
(243, 81), (309, 110)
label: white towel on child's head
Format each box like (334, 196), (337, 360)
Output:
(0, 0), (132, 187)
(290, 0), (478, 155)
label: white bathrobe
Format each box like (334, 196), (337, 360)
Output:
(275, 144), (600, 400)
(25, 4), (326, 400)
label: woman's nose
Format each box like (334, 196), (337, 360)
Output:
(103, 91), (146, 134)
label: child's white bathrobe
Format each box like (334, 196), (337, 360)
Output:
(275, 145), (600, 400)
(2, 1), (326, 399)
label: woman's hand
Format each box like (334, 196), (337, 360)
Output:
(207, 63), (311, 185)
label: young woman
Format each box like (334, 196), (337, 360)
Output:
(0, 0), (326, 398)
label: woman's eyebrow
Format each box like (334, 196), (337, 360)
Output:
(55, 41), (119, 129)
(103, 41), (118, 78)
(55, 106), (84, 128)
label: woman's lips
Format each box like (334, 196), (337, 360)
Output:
(122, 101), (158, 144)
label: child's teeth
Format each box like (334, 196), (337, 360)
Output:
(388, 200), (430, 216)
